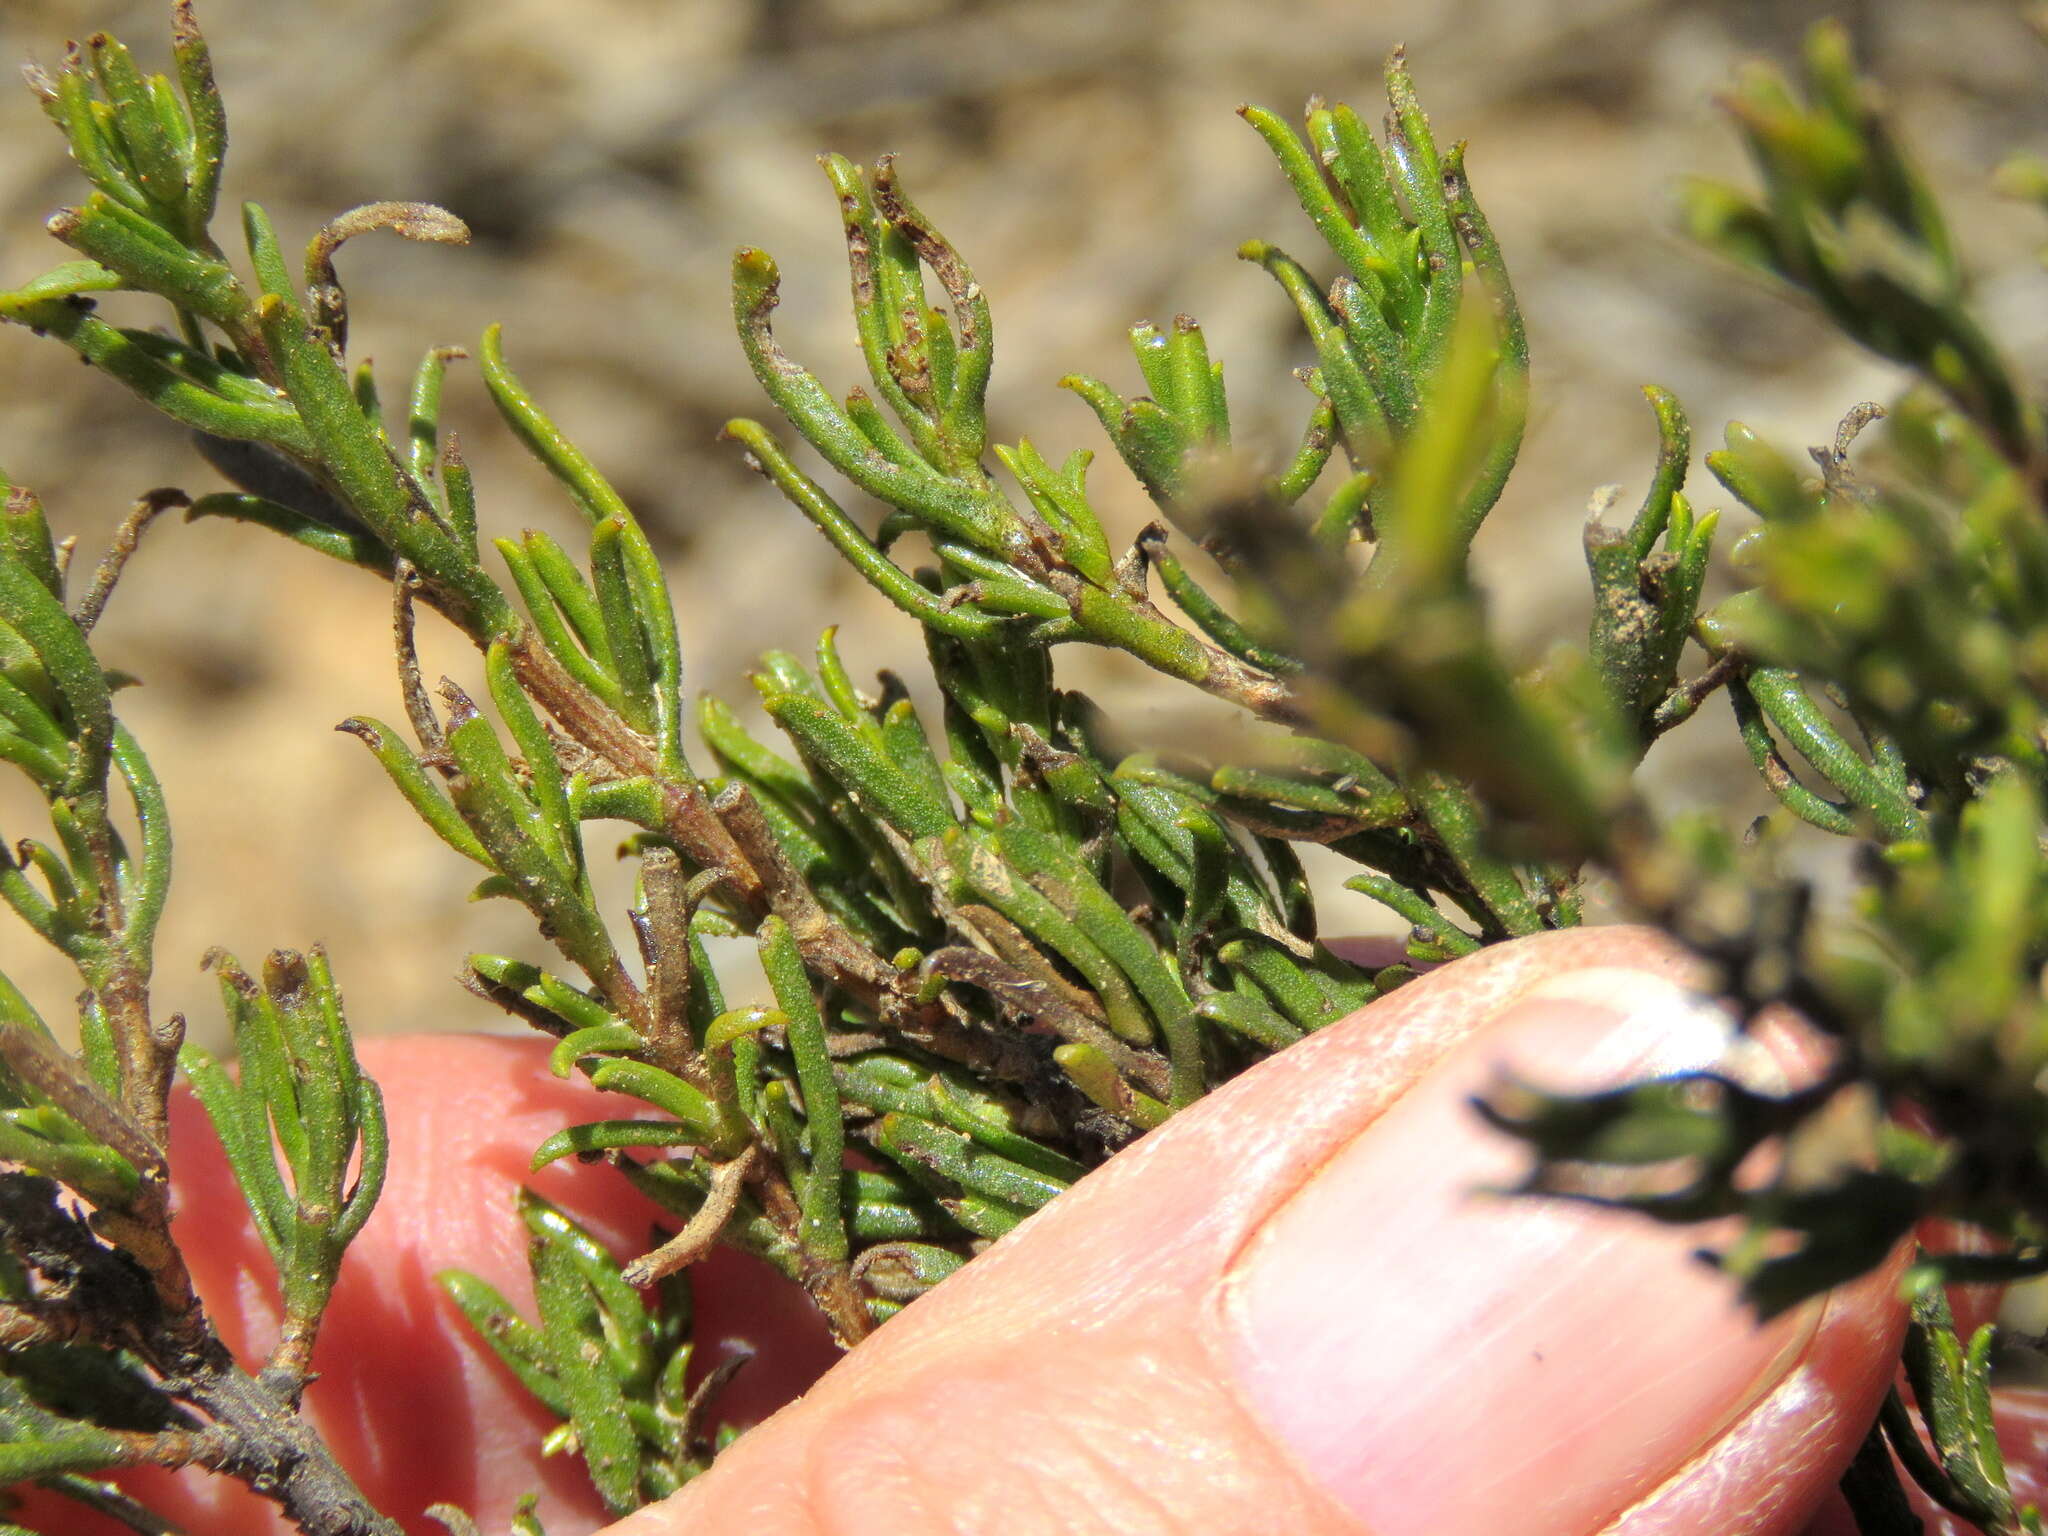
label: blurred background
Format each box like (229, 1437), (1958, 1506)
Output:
(0, 0), (2042, 1049)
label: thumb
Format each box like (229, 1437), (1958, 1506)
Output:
(609, 926), (1907, 1536)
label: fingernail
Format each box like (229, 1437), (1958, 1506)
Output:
(1220, 969), (1821, 1536)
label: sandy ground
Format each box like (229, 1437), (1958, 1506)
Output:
(0, 0), (2042, 1047)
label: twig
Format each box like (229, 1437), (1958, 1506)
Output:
(621, 1146), (756, 1289)
(391, 561), (443, 755)
(72, 489), (186, 636)
(1650, 650), (1743, 736)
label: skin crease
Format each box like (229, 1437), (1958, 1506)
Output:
(4, 925), (2013, 1536)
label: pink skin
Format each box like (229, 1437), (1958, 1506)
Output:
(7, 927), (1978, 1535)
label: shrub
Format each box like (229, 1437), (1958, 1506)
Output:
(0, 5), (2042, 1531)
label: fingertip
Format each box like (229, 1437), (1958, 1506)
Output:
(1612, 1241), (1910, 1534)
(624, 929), (1905, 1536)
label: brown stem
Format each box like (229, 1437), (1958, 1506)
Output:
(391, 563), (445, 755)
(921, 945), (1169, 1099)
(267, 1306), (322, 1399)
(0, 1297), (92, 1349)
(1195, 636), (1306, 726)
(632, 847), (701, 1083)
(95, 961), (176, 1155)
(1649, 650), (1743, 737)
(104, 1424), (236, 1473)
(807, 1256), (875, 1350)
(503, 629), (764, 902)
(175, 1351), (405, 1536)
(717, 785), (1034, 1081)
(745, 1159), (871, 1349)
(622, 1146), (756, 1289)
(72, 489), (186, 637)
(709, 783), (885, 986)
(0, 1175), (399, 1535)
(466, 602), (1041, 1086)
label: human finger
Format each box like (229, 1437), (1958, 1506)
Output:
(604, 926), (1908, 1536)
